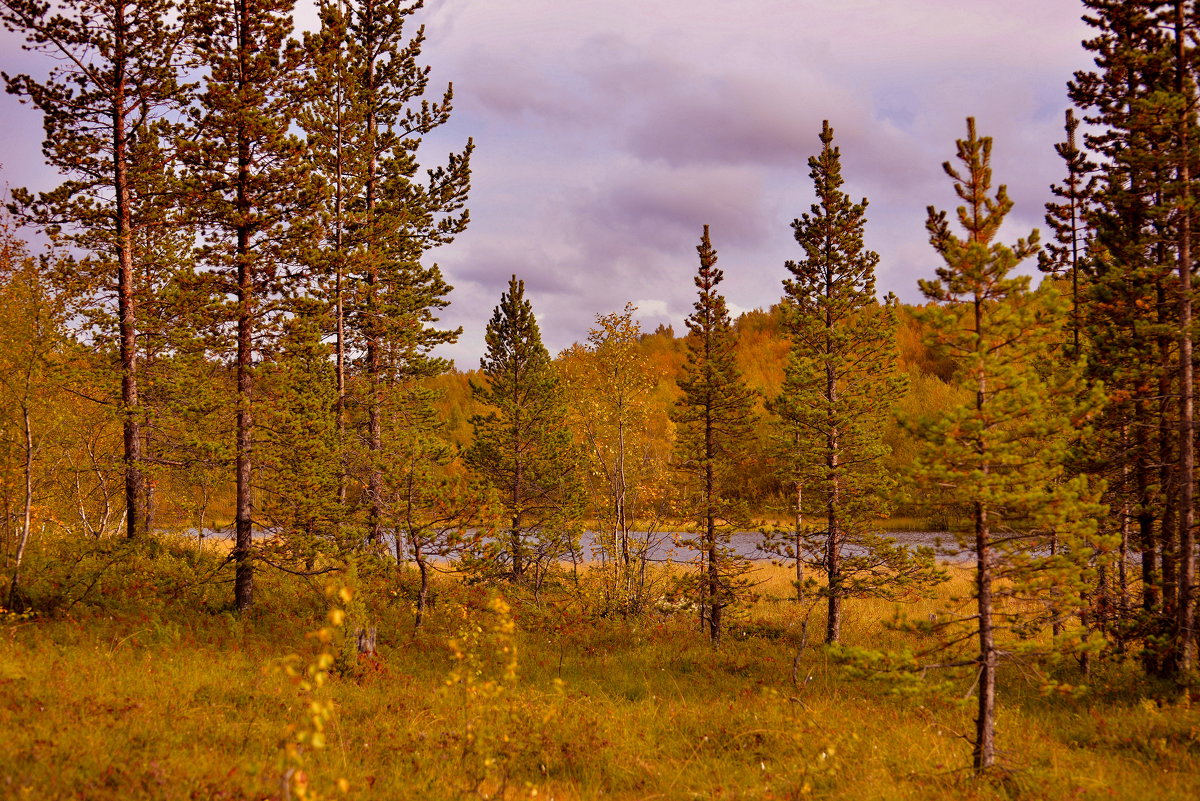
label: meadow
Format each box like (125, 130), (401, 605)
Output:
(1, 535), (1198, 801)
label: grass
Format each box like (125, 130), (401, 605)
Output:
(1, 535), (1198, 800)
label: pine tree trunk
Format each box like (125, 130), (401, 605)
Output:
(1158, 313), (1179, 625)
(794, 480), (804, 603)
(825, 298), (841, 645)
(706, 410), (720, 644)
(112, 3), (147, 540)
(973, 291), (996, 773)
(617, 414), (629, 570)
(974, 499), (996, 772)
(234, 246), (255, 610)
(1050, 532), (1064, 637)
(1176, 0), (1196, 673)
(232, 0), (255, 612)
(511, 515), (523, 580)
(333, 118), (347, 506)
(512, 421), (523, 579)
(825, 467), (840, 645)
(1136, 408), (1160, 618)
(1120, 462), (1131, 653)
(415, 544), (428, 629)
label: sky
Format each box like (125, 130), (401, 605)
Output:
(0, 0), (1095, 369)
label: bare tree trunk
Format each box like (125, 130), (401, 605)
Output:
(7, 404), (34, 611)
(511, 439), (523, 579)
(825, 487), (840, 644)
(824, 287), (841, 644)
(1051, 532), (1064, 637)
(706, 451), (720, 645)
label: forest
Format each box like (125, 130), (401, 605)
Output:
(0, 0), (1199, 799)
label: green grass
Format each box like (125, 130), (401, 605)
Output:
(1, 537), (1198, 800)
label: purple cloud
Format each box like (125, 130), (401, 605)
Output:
(1, 0), (1097, 368)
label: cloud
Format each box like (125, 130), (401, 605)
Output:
(633, 298), (671, 322)
(1, 0), (1097, 365)
(577, 162), (770, 253)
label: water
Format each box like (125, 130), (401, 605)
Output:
(573, 529), (964, 564)
(179, 526), (1040, 566)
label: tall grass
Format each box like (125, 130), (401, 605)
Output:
(0, 538), (1196, 800)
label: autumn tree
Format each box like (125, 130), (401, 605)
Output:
(467, 276), (582, 587)
(1, 0), (187, 540)
(773, 121), (926, 645)
(910, 118), (1106, 772)
(381, 383), (480, 626)
(672, 226), (757, 645)
(0, 234), (69, 609)
(561, 304), (669, 612)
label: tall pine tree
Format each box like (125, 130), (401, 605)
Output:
(1, 0), (187, 540)
(775, 121), (915, 645)
(299, 0), (471, 546)
(180, 0), (318, 609)
(1069, 0), (1199, 673)
(467, 275), (582, 586)
(912, 118), (1105, 772)
(672, 225), (756, 646)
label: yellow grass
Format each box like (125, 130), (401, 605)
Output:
(0, 541), (1197, 800)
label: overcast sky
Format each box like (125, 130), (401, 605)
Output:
(1, 1), (1093, 369)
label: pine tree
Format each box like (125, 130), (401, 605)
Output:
(774, 121), (921, 645)
(180, 0), (318, 610)
(672, 225), (757, 646)
(299, 0), (356, 496)
(1038, 109), (1098, 357)
(298, 0), (471, 546)
(381, 382), (479, 627)
(259, 306), (344, 566)
(1, 0), (187, 540)
(1167, 0), (1197, 674)
(1069, 0), (1199, 673)
(912, 118), (1106, 772)
(467, 276), (582, 586)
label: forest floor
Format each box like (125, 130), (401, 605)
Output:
(1, 535), (1198, 800)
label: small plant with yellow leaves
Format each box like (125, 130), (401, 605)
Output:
(0, 603), (33, 624)
(277, 582), (353, 801)
(444, 594), (520, 797)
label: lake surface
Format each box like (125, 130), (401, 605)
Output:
(185, 526), (968, 563)
(576, 529), (968, 564)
